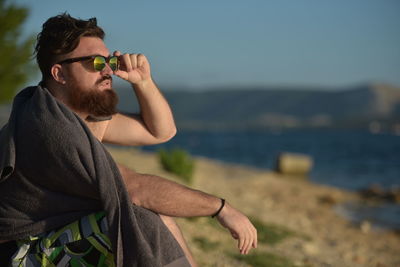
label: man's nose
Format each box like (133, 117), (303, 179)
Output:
(101, 63), (114, 75)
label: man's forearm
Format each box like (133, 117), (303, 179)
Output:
(118, 164), (258, 254)
(132, 79), (176, 141)
(118, 164), (221, 217)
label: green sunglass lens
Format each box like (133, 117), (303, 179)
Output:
(109, 57), (118, 71)
(93, 56), (106, 71)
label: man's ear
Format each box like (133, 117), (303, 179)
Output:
(51, 64), (66, 84)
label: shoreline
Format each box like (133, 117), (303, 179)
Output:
(108, 146), (400, 267)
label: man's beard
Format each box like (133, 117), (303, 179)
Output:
(69, 75), (119, 117)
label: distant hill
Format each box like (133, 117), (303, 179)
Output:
(117, 83), (400, 131)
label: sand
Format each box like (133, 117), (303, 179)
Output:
(108, 146), (400, 267)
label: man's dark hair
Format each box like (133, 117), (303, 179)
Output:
(34, 13), (105, 81)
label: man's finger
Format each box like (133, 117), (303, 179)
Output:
(240, 240), (247, 254)
(253, 226), (258, 248)
(244, 230), (252, 254)
(121, 53), (132, 72)
(238, 234), (245, 252)
(137, 54), (146, 68)
(130, 54), (138, 69)
(244, 226), (256, 254)
(242, 235), (250, 254)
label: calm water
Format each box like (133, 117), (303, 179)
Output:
(142, 129), (400, 229)
(142, 129), (400, 190)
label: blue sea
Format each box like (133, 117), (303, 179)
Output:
(141, 129), (400, 230)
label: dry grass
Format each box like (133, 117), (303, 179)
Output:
(108, 146), (400, 267)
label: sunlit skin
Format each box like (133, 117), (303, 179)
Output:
(46, 37), (257, 261)
(47, 36), (176, 144)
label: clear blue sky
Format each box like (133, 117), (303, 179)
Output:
(14, 0), (400, 89)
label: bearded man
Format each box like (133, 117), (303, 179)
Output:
(0, 13), (257, 267)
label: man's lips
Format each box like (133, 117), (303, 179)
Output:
(97, 75), (112, 84)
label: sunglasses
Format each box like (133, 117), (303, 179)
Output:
(57, 55), (119, 72)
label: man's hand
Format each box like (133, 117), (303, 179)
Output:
(216, 202), (258, 254)
(113, 51), (152, 85)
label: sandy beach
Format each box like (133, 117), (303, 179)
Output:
(108, 146), (400, 267)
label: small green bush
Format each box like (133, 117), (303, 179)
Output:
(158, 147), (195, 184)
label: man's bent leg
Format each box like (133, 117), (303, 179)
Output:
(118, 165), (197, 266)
(160, 215), (197, 267)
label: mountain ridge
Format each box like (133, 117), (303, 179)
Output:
(117, 83), (400, 131)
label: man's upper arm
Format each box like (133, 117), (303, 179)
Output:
(102, 112), (169, 146)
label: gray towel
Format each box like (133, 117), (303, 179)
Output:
(0, 85), (189, 267)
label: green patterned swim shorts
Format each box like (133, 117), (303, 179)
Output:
(11, 211), (114, 267)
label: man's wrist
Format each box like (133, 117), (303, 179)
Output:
(131, 77), (154, 90)
(212, 198), (226, 218)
